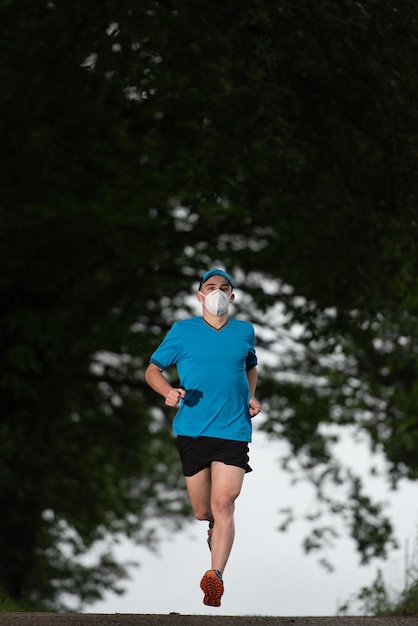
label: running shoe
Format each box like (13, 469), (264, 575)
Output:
(200, 569), (224, 607)
(207, 521), (214, 551)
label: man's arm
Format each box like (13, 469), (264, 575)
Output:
(145, 363), (186, 407)
(246, 365), (258, 397)
(246, 366), (261, 417)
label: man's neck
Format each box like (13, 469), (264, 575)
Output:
(202, 311), (229, 330)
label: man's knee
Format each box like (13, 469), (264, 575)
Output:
(211, 493), (237, 517)
(193, 508), (211, 522)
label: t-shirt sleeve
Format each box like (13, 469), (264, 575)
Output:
(149, 323), (183, 371)
(246, 348), (257, 368)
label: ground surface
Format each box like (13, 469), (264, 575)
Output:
(0, 615), (417, 626)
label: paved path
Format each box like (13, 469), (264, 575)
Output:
(0, 614), (416, 626)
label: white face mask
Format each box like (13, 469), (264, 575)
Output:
(200, 289), (231, 316)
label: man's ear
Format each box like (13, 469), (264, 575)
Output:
(196, 291), (204, 303)
(230, 293), (235, 302)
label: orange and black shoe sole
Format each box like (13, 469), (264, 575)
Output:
(200, 570), (224, 607)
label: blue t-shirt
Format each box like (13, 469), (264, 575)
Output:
(150, 316), (257, 441)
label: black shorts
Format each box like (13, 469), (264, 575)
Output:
(176, 435), (252, 477)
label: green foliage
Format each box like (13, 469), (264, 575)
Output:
(398, 580), (418, 616)
(338, 567), (418, 616)
(0, 0), (417, 610)
(0, 592), (25, 613)
(338, 569), (393, 615)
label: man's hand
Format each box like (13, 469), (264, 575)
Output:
(165, 388), (186, 407)
(249, 397), (261, 417)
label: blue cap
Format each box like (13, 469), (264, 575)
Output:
(199, 268), (233, 288)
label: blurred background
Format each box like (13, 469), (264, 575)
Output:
(0, 0), (417, 616)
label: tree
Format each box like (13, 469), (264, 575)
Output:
(338, 536), (418, 615)
(0, 0), (417, 609)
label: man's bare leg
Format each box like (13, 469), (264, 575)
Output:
(209, 461), (245, 575)
(184, 466), (213, 523)
(185, 462), (245, 606)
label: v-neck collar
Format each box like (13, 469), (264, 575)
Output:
(201, 316), (230, 332)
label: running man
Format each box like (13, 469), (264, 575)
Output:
(145, 269), (261, 607)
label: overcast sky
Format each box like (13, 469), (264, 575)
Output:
(89, 427), (418, 617)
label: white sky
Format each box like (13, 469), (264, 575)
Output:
(89, 427), (418, 617)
